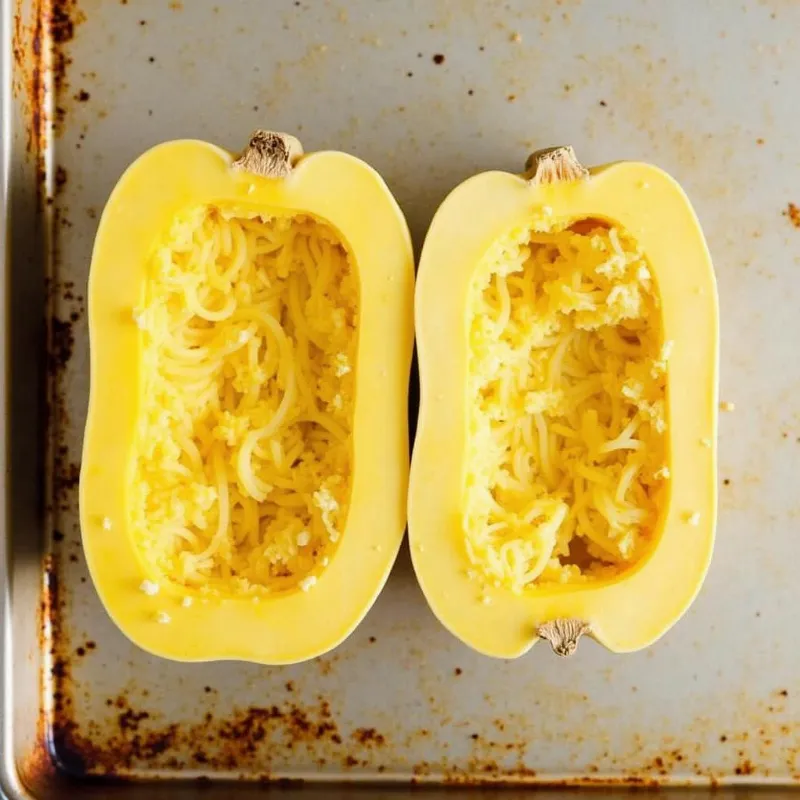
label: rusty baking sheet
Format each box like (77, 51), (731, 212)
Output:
(2, 0), (800, 797)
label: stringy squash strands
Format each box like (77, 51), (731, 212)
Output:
(463, 220), (668, 592)
(132, 208), (357, 596)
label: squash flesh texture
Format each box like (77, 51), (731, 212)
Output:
(131, 206), (357, 596)
(465, 216), (668, 591)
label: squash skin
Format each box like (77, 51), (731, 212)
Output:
(408, 156), (718, 658)
(80, 138), (414, 665)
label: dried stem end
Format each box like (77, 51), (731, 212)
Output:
(524, 145), (589, 185)
(232, 130), (304, 179)
(537, 618), (591, 657)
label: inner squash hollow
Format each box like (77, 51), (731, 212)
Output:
(129, 205), (358, 597)
(464, 213), (668, 592)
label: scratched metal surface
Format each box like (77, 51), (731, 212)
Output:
(3, 0), (800, 795)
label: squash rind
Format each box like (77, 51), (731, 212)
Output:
(80, 139), (414, 664)
(409, 158), (718, 658)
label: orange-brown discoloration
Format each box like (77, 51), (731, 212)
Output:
(352, 728), (387, 748)
(13, 0), (85, 163)
(44, 634), (397, 782)
(13, 0), (47, 202)
(34, 559), (390, 783)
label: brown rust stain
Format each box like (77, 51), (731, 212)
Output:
(439, 773), (662, 789)
(34, 551), (387, 782)
(784, 202), (800, 229)
(19, 555), (65, 792)
(49, 276), (82, 520)
(49, 316), (74, 371)
(615, 704), (800, 784)
(404, 696), (800, 787)
(12, 0), (47, 201)
(16, 1), (88, 574)
(735, 759), (756, 776)
(352, 727), (386, 748)
(314, 655), (337, 676)
(50, 0), (78, 43)
(51, 695), (350, 778)
(51, 1), (86, 132)
(12, 0), (86, 206)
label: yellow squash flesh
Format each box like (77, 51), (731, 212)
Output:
(409, 147), (718, 658)
(80, 132), (414, 664)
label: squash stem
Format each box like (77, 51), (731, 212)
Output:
(537, 618), (591, 657)
(524, 145), (589, 184)
(233, 130), (304, 179)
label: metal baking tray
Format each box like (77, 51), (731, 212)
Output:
(2, 0), (799, 796)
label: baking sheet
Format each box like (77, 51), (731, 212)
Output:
(3, 0), (800, 795)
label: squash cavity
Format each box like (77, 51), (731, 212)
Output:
(131, 206), (358, 598)
(464, 216), (668, 592)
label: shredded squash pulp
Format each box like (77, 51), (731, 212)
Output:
(130, 206), (358, 596)
(465, 214), (669, 592)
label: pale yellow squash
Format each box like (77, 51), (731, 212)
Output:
(80, 131), (414, 664)
(409, 147), (718, 658)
